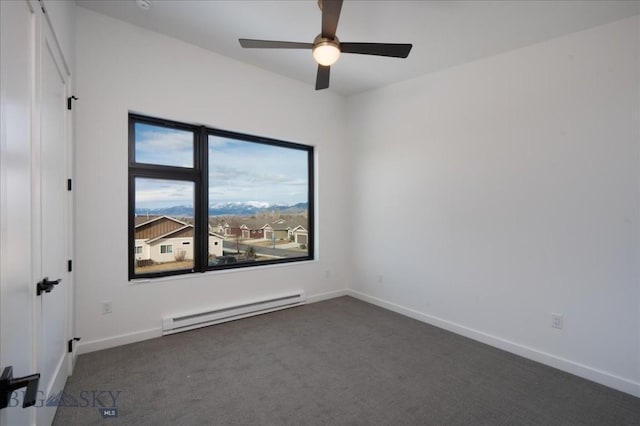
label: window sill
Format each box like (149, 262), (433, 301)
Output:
(128, 258), (318, 286)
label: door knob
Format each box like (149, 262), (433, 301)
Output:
(36, 277), (61, 296)
(0, 366), (40, 409)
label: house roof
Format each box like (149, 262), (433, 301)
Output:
(135, 216), (190, 240)
(135, 215), (191, 228)
(271, 216), (308, 231)
(146, 225), (193, 244)
(210, 215), (308, 231)
(136, 215), (223, 242)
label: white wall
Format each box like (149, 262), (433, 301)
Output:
(347, 16), (640, 396)
(74, 8), (350, 352)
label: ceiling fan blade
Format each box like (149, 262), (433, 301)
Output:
(239, 39), (313, 49)
(321, 0), (343, 39)
(315, 65), (330, 90)
(340, 43), (413, 58)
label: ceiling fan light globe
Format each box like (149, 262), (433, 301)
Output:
(313, 43), (340, 66)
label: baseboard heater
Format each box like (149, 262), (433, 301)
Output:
(162, 291), (306, 335)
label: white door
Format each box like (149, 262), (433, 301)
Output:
(0, 1), (37, 424)
(1, 1), (72, 425)
(35, 7), (72, 425)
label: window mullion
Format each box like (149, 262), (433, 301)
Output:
(194, 126), (208, 273)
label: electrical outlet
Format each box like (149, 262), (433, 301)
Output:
(325, 269), (330, 279)
(102, 301), (112, 315)
(377, 275), (383, 284)
(551, 313), (563, 329)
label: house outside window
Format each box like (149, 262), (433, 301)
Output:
(128, 113), (314, 279)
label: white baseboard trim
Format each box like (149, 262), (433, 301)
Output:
(75, 290), (349, 355)
(347, 289), (640, 398)
(38, 352), (72, 426)
(307, 288), (348, 304)
(76, 327), (162, 355)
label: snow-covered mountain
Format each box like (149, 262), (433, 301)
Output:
(135, 201), (308, 217)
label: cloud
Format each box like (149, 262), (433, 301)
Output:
(208, 139), (308, 203)
(135, 124), (193, 167)
(135, 178), (194, 208)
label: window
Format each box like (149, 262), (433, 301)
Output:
(129, 113), (314, 279)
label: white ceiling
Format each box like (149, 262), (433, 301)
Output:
(75, 0), (640, 95)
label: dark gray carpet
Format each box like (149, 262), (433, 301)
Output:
(53, 296), (640, 425)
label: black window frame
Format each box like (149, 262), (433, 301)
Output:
(128, 113), (315, 280)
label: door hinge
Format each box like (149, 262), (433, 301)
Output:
(67, 179), (72, 191)
(68, 259), (72, 272)
(68, 337), (81, 353)
(67, 96), (78, 110)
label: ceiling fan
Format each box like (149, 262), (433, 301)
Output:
(238, 0), (413, 90)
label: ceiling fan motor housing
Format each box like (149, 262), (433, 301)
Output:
(314, 34), (340, 48)
(313, 35), (341, 66)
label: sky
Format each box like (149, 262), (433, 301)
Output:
(135, 123), (193, 168)
(134, 123), (309, 209)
